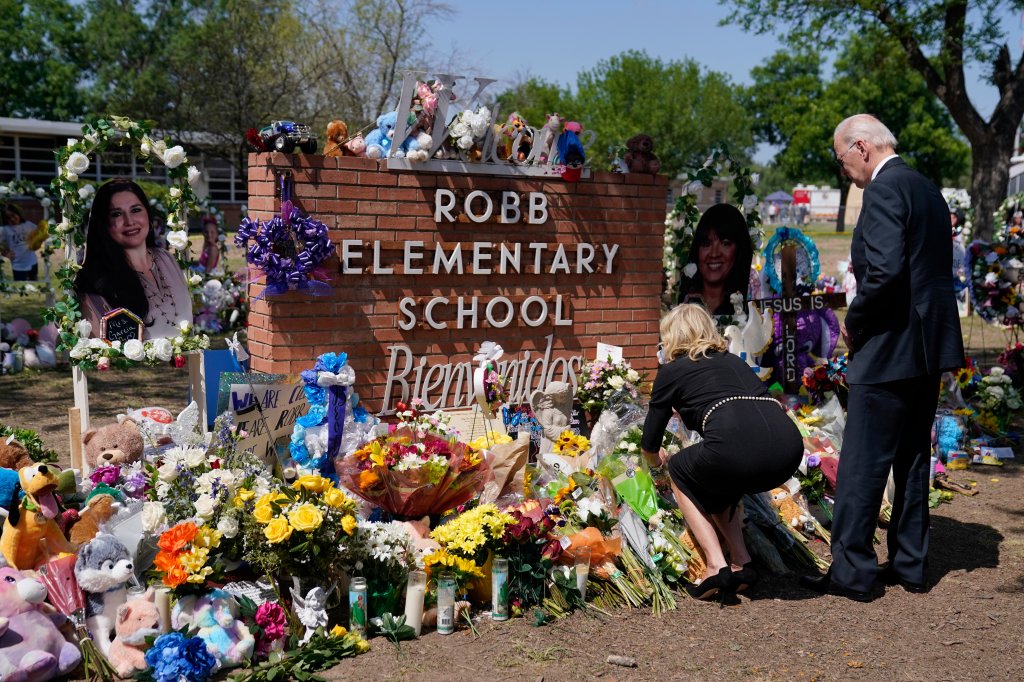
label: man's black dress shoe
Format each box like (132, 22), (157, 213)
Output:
(799, 572), (874, 603)
(877, 565), (928, 593)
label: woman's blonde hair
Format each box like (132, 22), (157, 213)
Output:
(660, 304), (728, 361)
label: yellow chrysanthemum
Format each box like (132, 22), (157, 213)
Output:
(264, 517), (293, 544)
(288, 503), (324, 532)
(185, 565), (214, 584)
(423, 549), (485, 578)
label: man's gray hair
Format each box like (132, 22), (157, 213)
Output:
(835, 114), (898, 150)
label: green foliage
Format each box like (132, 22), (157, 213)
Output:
(228, 628), (367, 682)
(377, 613), (416, 654)
(492, 78), (575, 133)
(0, 0), (87, 119)
(744, 29), (969, 195)
(572, 50), (754, 178)
(0, 423), (59, 462)
(725, 0), (1024, 240)
(832, 29), (969, 186)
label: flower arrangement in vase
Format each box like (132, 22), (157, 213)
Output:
(426, 504), (514, 602)
(339, 520), (416, 619)
(974, 366), (1023, 433)
(240, 473), (360, 583)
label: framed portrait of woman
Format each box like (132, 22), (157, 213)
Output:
(47, 117), (210, 370)
(679, 203), (755, 317)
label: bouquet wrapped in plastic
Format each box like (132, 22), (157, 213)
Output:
(37, 551), (118, 679)
(336, 410), (491, 519)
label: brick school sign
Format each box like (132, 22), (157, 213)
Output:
(245, 153), (666, 415)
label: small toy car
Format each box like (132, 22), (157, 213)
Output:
(259, 120), (317, 154)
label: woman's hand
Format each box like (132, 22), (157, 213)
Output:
(659, 447), (671, 467)
(642, 448), (665, 469)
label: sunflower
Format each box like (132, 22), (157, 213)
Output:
(954, 366), (974, 389)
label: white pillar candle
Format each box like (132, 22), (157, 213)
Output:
(403, 570), (427, 636)
(153, 587), (172, 633)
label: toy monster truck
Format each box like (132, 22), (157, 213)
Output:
(259, 120), (317, 154)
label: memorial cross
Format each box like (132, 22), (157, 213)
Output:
(755, 245), (847, 393)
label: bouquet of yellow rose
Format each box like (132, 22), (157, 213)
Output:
(336, 418), (491, 519)
(241, 473), (360, 580)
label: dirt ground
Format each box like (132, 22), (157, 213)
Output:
(4, 229), (1023, 680)
(327, 463), (1023, 682)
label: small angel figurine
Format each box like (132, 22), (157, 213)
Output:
(290, 584), (334, 645)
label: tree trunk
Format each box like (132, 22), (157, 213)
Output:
(969, 140), (1012, 242)
(834, 174), (850, 233)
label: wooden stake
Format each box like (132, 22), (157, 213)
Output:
(68, 407), (83, 471)
(72, 365), (91, 475)
(187, 351), (209, 436)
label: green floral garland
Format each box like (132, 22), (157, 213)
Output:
(662, 145), (763, 307)
(43, 116), (210, 369)
(0, 178), (57, 296)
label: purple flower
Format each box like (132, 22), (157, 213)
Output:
(806, 454), (821, 468)
(122, 470), (150, 498)
(89, 466), (121, 486)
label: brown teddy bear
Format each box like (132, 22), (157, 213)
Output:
(83, 419), (144, 469)
(69, 493), (119, 545)
(323, 119), (348, 157)
(0, 437), (33, 470)
(624, 134), (661, 174)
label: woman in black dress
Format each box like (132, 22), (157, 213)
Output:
(642, 304), (803, 600)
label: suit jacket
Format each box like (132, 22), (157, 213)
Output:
(845, 157), (964, 384)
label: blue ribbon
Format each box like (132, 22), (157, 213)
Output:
(324, 385), (347, 478)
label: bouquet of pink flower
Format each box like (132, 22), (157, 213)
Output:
(576, 358), (645, 412)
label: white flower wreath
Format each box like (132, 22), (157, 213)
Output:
(47, 116), (210, 369)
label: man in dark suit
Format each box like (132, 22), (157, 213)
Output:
(802, 114), (964, 601)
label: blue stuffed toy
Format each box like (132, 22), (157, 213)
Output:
(364, 111), (396, 158)
(365, 111), (430, 160)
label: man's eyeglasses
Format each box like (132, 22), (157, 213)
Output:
(832, 141), (858, 167)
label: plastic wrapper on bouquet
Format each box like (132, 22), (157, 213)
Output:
(335, 425), (493, 519)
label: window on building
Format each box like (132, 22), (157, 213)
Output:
(17, 136), (60, 186)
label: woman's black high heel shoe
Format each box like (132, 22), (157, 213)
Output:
(685, 567), (738, 605)
(733, 562), (759, 594)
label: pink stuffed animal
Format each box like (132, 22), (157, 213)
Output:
(108, 588), (163, 678)
(0, 566), (82, 682)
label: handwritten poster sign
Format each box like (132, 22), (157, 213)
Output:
(224, 378), (308, 467)
(101, 308), (144, 344)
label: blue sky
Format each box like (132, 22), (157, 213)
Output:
(429, 1), (1023, 161)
